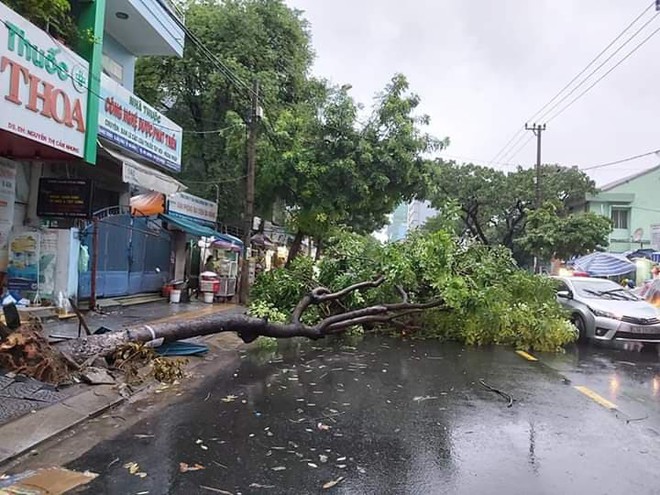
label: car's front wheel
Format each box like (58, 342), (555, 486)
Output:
(571, 313), (588, 343)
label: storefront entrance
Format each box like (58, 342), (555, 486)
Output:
(78, 206), (172, 300)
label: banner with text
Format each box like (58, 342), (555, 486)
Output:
(0, 3), (88, 157)
(0, 158), (16, 271)
(167, 192), (217, 226)
(100, 74), (182, 172)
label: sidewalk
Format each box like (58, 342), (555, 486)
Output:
(0, 300), (245, 466)
(46, 299), (238, 340)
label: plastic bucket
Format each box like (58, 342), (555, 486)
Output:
(170, 289), (181, 303)
(203, 292), (214, 304)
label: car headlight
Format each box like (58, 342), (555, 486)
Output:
(590, 307), (623, 320)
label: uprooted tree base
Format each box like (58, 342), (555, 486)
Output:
(0, 320), (76, 384)
(0, 277), (443, 385)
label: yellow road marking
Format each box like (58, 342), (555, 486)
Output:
(515, 350), (538, 361)
(574, 385), (617, 410)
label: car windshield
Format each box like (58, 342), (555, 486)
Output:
(570, 279), (639, 301)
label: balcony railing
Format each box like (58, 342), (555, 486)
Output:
(156, 0), (186, 25)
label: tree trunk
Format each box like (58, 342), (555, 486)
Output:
(314, 238), (323, 261)
(3, 277), (445, 383)
(286, 229), (304, 266)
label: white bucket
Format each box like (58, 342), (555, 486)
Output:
(170, 289), (181, 304)
(203, 292), (214, 304)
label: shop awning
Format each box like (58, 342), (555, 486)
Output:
(102, 146), (187, 195)
(160, 213), (243, 247)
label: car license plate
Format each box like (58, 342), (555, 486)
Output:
(629, 326), (660, 334)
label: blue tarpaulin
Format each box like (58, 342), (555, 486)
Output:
(159, 213), (243, 247)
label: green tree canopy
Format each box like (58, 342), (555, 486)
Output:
(260, 74), (443, 259)
(517, 202), (612, 261)
(134, 0), (314, 227)
(427, 161), (597, 263)
(5, 0), (77, 43)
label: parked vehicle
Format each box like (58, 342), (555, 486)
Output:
(552, 276), (660, 344)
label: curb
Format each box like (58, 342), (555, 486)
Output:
(0, 385), (125, 466)
(0, 304), (245, 468)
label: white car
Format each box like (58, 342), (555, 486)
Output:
(552, 276), (660, 344)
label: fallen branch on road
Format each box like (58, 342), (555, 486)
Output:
(479, 378), (514, 407)
(56, 276), (445, 363)
(0, 277), (445, 383)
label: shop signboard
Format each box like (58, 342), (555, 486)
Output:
(8, 231), (40, 293)
(37, 178), (93, 218)
(167, 192), (217, 226)
(99, 74), (183, 172)
(0, 3), (88, 157)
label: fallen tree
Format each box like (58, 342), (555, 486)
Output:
(0, 276), (443, 383)
(56, 277), (443, 362)
(0, 227), (577, 384)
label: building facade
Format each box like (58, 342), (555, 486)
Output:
(574, 165), (660, 253)
(406, 200), (437, 231)
(0, 0), (191, 305)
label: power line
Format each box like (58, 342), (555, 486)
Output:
(546, 22), (660, 124)
(501, 133), (534, 164)
(538, 10), (660, 123)
(582, 149), (660, 171)
(488, 1), (655, 165)
(184, 175), (248, 184)
(436, 153), (520, 168)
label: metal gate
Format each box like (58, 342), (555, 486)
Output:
(78, 206), (172, 300)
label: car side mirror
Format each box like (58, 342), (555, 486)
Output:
(557, 290), (572, 299)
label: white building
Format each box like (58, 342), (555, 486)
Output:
(407, 200), (437, 231)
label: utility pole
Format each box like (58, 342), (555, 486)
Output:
(239, 80), (260, 304)
(525, 123), (546, 274)
(525, 123), (546, 208)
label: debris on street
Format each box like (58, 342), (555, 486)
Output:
(0, 467), (97, 494)
(322, 476), (345, 489)
(179, 462), (206, 473)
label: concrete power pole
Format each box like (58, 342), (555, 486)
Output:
(239, 80), (260, 304)
(525, 123), (546, 273)
(525, 123), (546, 208)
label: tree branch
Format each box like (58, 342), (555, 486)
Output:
(56, 277), (443, 363)
(291, 276), (385, 324)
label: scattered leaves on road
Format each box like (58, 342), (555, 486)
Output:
(179, 462), (206, 473)
(123, 462), (147, 478)
(322, 477), (345, 489)
(199, 485), (233, 494)
(413, 395), (438, 402)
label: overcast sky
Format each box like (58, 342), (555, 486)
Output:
(285, 0), (660, 186)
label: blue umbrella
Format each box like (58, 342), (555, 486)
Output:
(573, 252), (635, 277)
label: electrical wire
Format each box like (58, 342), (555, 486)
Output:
(184, 175), (248, 184)
(546, 23), (660, 124)
(488, 1), (656, 165)
(501, 134), (535, 164)
(538, 11), (660, 123)
(436, 153), (520, 169)
(582, 149), (660, 171)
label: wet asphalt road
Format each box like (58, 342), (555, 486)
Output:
(56, 337), (660, 494)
